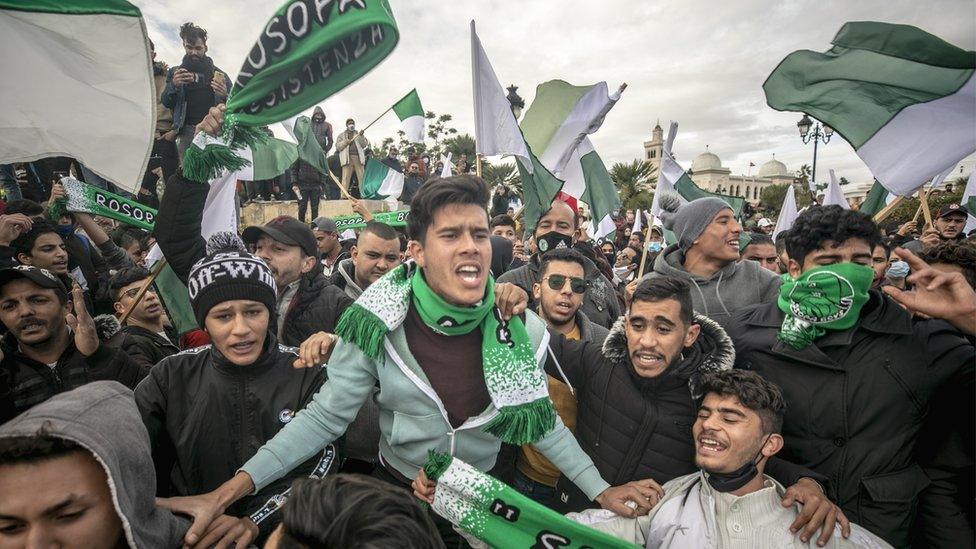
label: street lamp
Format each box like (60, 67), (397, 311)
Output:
(506, 85), (525, 119)
(797, 114), (833, 188)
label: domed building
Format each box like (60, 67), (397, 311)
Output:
(688, 150), (795, 204)
(641, 122), (798, 204)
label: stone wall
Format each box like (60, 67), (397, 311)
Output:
(239, 199), (393, 228)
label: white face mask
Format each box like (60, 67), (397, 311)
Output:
(347, 124), (355, 131)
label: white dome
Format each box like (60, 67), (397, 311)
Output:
(691, 150), (722, 172)
(757, 158), (788, 178)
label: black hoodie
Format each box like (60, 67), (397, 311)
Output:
(0, 381), (189, 548)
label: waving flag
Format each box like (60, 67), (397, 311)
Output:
(393, 89), (425, 143)
(824, 170), (850, 209)
(361, 157), (404, 199)
(0, 0), (154, 192)
(520, 80), (623, 239)
(765, 21), (975, 196)
(773, 185), (799, 240)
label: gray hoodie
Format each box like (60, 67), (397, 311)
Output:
(647, 243), (782, 325)
(0, 381), (189, 549)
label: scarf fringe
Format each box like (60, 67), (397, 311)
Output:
(483, 398), (556, 446)
(180, 124), (270, 183)
(424, 450), (453, 481)
(335, 303), (387, 360)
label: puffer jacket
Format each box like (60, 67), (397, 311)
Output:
(646, 243), (781, 326)
(134, 334), (334, 540)
(280, 269), (353, 348)
(498, 253), (621, 329)
(725, 291), (974, 548)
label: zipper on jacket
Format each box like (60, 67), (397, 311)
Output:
(882, 360), (924, 413)
(384, 339), (498, 457)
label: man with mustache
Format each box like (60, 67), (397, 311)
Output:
(0, 266), (147, 423)
(161, 22), (232, 161)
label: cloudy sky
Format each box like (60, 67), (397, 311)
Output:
(137, 0), (976, 185)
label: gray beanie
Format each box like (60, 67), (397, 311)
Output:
(658, 192), (733, 251)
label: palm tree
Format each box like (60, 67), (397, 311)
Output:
(610, 159), (657, 210)
(443, 134), (475, 158)
(480, 161), (517, 188)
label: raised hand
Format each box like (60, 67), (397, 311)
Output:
(195, 104), (226, 137)
(0, 214), (34, 246)
(885, 247), (976, 335)
(65, 283), (99, 356)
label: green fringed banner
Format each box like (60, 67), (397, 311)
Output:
(52, 177), (157, 230)
(182, 0), (400, 182)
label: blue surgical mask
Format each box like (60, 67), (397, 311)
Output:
(647, 241), (663, 253)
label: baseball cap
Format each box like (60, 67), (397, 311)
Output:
(757, 218), (774, 228)
(0, 265), (68, 295)
(242, 215), (317, 257)
(937, 203), (969, 219)
(311, 216), (338, 233)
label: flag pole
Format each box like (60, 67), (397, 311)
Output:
(636, 213), (655, 279)
(119, 258), (168, 325)
(872, 195), (906, 223)
(476, 154), (483, 177)
(918, 185), (934, 227)
(324, 165), (355, 201)
(336, 105), (394, 154)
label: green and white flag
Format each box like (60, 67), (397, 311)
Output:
(857, 181), (891, 217)
(0, 0), (154, 193)
(764, 21), (975, 197)
(424, 453), (637, 549)
(293, 116), (331, 176)
(654, 122), (745, 218)
(392, 88), (425, 143)
(520, 80), (623, 239)
(361, 157), (404, 199)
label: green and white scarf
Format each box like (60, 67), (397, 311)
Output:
(335, 262), (555, 445)
(50, 177), (157, 230)
(333, 209), (409, 231)
(424, 452), (638, 548)
(777, 263), (873, 349)
(182, 0), (400, 182)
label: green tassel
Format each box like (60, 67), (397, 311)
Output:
(423, 450), (453, 481)
(335, 303), (388, 360)
(181, 143), (251, 183)
(483, 398), (557, 445)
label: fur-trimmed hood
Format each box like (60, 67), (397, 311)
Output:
(602, 312), (735, 394)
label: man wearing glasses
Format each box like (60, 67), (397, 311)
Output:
(515, 248), (610, 506)
(104, 266), (179, 372)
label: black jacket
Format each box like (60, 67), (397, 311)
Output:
(0, 333), (148, 424)
(134, 335), (333, 540)
(498, 254), (621, 329)
(725, 291), (974, 548)
(107, 324), (180, 372)
(280, 269), (353, 348)
(545, 315), (822, 513)
(155, 172), (352, 344)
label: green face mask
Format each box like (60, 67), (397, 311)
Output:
(776, 263), (874, 349)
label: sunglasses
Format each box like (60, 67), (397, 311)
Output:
(544, 274), (588, 294)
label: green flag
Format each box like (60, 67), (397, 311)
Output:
(764, 21), (975, 196)
(293, 116), (331, 176)
(153, 265), (198, 335)
(857, 181), (890, 216)
(425, 453), (637, 549)
(392, 89), (424, 142)
(361, 157), (404, 199)
(182, 0), (400, 182)
(250, 137), (299, 181)
(675, 174), (746, 217)
(515, 147), (565, 233)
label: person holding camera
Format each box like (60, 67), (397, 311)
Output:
(161, 22), (232, 161)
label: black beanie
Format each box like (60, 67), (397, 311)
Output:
(187, 232), (277, 327)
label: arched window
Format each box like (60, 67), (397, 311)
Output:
(754, 187), (759, 199)
(735, 185), (740, 196)
(745, 186), (751, 199)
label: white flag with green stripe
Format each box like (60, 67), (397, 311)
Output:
(392, 88), (425, 143)
(765, 21), (975, 197)
(520, 80), (623, 238)
(0, 0), (154, 193)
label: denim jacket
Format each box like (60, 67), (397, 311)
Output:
(161, 65), (232, 132)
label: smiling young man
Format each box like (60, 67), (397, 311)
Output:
(0, 266), (146, 424)
(498, 198), (621, 328)
(160, 175), (652, 549)
(575, 370), (888, 548)
(540, 276), (843, 542)
(327, 221), (403, 300)
(649, 193), (781, 325)
(134, 234), (331, 546)
(725, 205), (975, 547)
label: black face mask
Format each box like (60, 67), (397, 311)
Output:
(603, 252), (616, 266)
(705, 435), (771, 493)
(535, 231), (572, 254)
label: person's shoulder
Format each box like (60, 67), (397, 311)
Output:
(496, 263), (528, 284)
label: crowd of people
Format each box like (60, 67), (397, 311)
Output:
(0, 20), (974, 549)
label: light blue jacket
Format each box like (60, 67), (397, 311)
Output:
(242, 310), (610, 499)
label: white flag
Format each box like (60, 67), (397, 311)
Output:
(651, 122), (685, 218)
(471, 21), (530, 167)
(823, 170), (850, 209)
(963, 170), (976, 234)
(631, 210), (642, 235)
(773, 185), (798, 240)
(441, 152), (453, 178)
